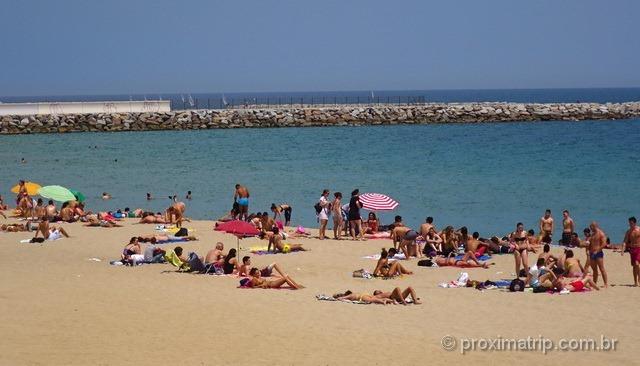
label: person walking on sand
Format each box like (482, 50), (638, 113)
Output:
(348, 189), (364, 241)
(317, 189), (330, 240)
(234, 184), (250, 221)
(539, 209), (554, 240)
(561, 210), (575, 246)
(588, 221), (609, 287)
(331, 192), (343, 240)
(621, 216), (640, 286)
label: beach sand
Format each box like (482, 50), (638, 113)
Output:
(0, 218), (638, 365)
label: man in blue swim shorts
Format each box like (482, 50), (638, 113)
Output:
(234, 184), (250, 221)
(588, 221), (609, 288)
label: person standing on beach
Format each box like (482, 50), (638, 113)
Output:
(234, 184), (250, 221)
(348, 189), (364, 241)
(539, 209), (554, 240)
(588, 221), (609, 287)
(317, 189), (330, 240)
(621, 217), (640, 286)
(419, 217), (435, 239)
(561, 210), (575, 245)
(332, 192), (343, 240)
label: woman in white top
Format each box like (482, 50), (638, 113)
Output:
(318, 189), (331, 240)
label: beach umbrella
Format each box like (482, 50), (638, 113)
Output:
(11, 181), (41, 196)
(37, 185), (76, 202)
(214, 220), (260, 256)
(69, 189), (85, 203)
(359, 193), (399, 211)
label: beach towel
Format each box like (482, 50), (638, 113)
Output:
(364, 232), (391, 239)
(315, 294), (368, 304)
(363, 253), (407, 261)
(164, 251), (189, 271)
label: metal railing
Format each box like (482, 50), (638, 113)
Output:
(171, 95), (428, 110)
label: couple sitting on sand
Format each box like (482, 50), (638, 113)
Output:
(525, 252), (600, 294)
(333, 287), (421, 305)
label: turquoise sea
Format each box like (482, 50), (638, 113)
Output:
(1, 118), (639, 240)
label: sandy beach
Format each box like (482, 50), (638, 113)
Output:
(0, 218), (638, 365)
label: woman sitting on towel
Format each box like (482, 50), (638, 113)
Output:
(247, 267), (304, 289)
(373, 286), (421, 305)
(435, 252), (490, 268)
(373, 248), (413, 277)
(424, 227), (443, 256)
(365, 212), (379, 234)
(440, 226), (458, 256)
(332, 290), (393, 304)
(121, 237), (142, 262)
(269, 227), (306, 253)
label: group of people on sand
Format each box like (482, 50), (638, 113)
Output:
(315, 188), (372, 241)
(137, 201), (190, 227)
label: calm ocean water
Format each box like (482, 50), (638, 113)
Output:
(1, 118), (639, 240)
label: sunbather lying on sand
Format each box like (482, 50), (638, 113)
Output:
(137, 234), (197, 243)
(239, 256), (288, 278)
(435, 252), (490, 268)
(138, 213), (167, 224)
(247, 267), (304, 289)
(85, 214), (123, 227)
(332, 290), (393, 304)
(373, 286), (421, 305)
(373, 248), (413, 277)
(547, 269), (599, 293)
(1, 223), (28, 232)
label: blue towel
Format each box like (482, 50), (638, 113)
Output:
(455, 254), (491, 261)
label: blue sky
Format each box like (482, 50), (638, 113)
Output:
(1, 0), (638, 96)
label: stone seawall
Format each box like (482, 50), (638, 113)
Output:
(1, 102), (639, 134)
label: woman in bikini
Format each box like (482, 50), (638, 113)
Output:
(121, 237), (142, 262)
(270, 203), (292, 227)
(424, 227), (443, 256)
(247, 267), (304, 289)
(373, 248), (413, 277)
(365, 212), (379, 234)
(511, 222), (531, 277)
(440, 226), (458, 256)
(563, 249), (586, 277)
(435, 251), (490, 268)
(333, 290), (393, 304)
(373, 287), (421, 305)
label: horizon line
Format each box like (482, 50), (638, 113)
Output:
(2, 86), (640, 100)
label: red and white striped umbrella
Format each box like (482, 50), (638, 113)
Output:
(359, 193), (399, 211)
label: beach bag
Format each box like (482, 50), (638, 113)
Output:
(175, 228), (188, 237)
(417, 259), (434, 267)
(509, 278), (525, 292)
(314, 202), (322, 214)
(30, 237), (45, 243)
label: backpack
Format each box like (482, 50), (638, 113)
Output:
(314, 202), (322, 214)
(175, 228), (188, 237)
